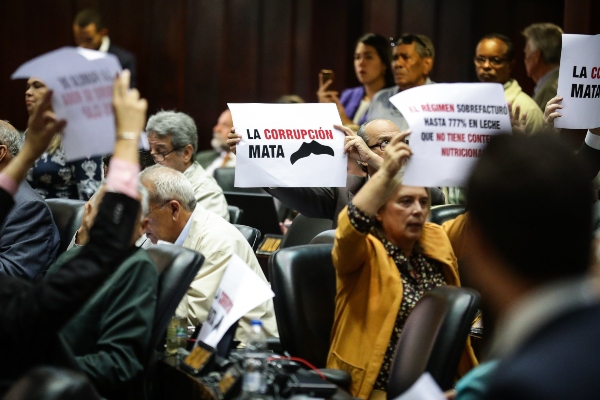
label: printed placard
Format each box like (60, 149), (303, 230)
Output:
(555, 34), (600, 129)
(228, 103), (346, 187)
(12, 47), (122, 160)
(389, 83), (511, 187)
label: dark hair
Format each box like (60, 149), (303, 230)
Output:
(102, 150), (155, 172)
(5, 366), (100, 399)
(480, 33), (514, 60)
(356, 33), (395, 88)
(466, 133), (593, 283)
(74, 9), (105, 30)
(394, 33), (435, 60)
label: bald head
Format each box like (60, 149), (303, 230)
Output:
(357, 119), (402, 176)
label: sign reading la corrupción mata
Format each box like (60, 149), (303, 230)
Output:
(555, 34), (600, 129)
(228, 103), (346, 187)
(389, 82), (511, 187)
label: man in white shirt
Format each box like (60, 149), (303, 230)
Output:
(140, 165), (278, 342)
(146, 110), (229, 221)
(196, 109), (236, 175)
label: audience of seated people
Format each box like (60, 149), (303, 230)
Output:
(146, 110), (230, 220)
(0, 121), (60, 280)
(139, 165), (278, 342)
(4, 18), (600, 400)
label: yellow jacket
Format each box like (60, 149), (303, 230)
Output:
(327, 207), (476, 399)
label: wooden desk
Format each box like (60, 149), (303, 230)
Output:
(154, 355), (217, 400)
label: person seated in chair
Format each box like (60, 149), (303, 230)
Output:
(140, 164), (278, 342)
(0, 121), (60, 280)
(328, 131), (476, 399)
(47, 183), (158, 399)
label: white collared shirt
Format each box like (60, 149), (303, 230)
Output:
(174, 215), (193, 246)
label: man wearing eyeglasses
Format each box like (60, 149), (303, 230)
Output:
(146, 110), (229, 221)
(474, 34), (544, 134)
(365, 34), (435, 131)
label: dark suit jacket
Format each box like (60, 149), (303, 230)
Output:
(533, 68), (559, 110)
(266, 175), (446, 228)
(485, 303), (600, 400)
(108, 43), (137, 88)
(0, 181), (60, 280)
(52, 247), (158, 399)
(0, 188), (13, 225)
(0, 192), (139, 391)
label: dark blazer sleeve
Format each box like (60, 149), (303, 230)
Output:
(74, 254), (157, 394)
(578, 140), (600, 181)
(0, 188), (14, 226)
(108, 44), (137, 88)
(0, 198), (60, 280)
(0, 193), (139, 344)
(265, 186), (339, 220)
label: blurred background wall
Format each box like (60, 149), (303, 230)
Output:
(0, 0), (597, 150)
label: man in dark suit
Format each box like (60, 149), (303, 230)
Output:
(522, 23), (563, 109)
(0, 121), (60, 280)
(462, 133), (600, 399)
(73, 9), (137, 88)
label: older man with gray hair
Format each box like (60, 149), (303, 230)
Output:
(0, 121), (60, 279)
(522, 23), (563, 109)
(140, 164), (278, 341)
(146, 110), (229, 220)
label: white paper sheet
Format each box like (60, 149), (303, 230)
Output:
(554, 34), (600, 129)
(12, 47), (122, 161)
(389, 83), (511, 187)
(228, 103), (346, 187)
(393, 373), (445, 400)
(197, 254), (275, 348)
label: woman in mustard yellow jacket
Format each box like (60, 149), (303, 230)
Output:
(327, 131), (476, 399)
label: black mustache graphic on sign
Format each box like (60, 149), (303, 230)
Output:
(290, 140), (335, 165)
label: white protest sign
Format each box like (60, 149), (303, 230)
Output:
(389, 83), (511, 187)
(555, 34), (600, 129)
(197, 254), (274, 348)
(228, 103), (346, 187)
(12, 47), (122, 161)
(393, 373), (445, 400)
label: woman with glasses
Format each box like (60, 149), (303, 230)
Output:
(327, 132), (476, 399)
(317, 33), (394, 128)
(25, 78), (102, 200)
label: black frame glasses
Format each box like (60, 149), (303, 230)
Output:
(473, 56), (509, 68)
(367, 140), (390, 152)
(151, 146), (184, 162)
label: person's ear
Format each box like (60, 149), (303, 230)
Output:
(100, 28), (109, 37)
(181, 144), (194, 164)
(169, 200), (182, 221)
(0, 145), (8, 164)
(422, 57), (434, 76)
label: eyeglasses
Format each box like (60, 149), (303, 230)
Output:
(392, 34), (432, 57)
(151, 146), (184, 162)
(474, 56), (508, 68)
(146, 201), (170, 216)
(368, 140), (390, 152)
